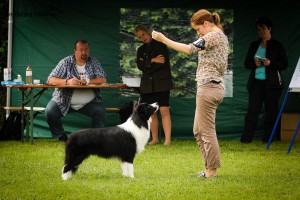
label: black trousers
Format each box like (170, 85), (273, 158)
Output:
(241, 79), (283, 143)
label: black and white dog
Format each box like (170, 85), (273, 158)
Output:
(62, 102), (159, 180)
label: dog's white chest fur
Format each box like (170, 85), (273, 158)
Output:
(118, 118), (151, 154)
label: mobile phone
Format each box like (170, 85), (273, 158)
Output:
(255, 55), (267, 61)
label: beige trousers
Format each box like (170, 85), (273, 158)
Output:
(193, 82), (224, 169)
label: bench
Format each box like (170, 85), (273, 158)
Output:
(4, 106), (120, 113)
(105, 107), (120, 113)
(4, 106), (120, 142)
(4, 106), (45, 112)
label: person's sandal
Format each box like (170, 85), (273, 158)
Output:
(196, 171), (218, 178)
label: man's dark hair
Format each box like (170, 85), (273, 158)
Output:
(74, 39), (89, 49)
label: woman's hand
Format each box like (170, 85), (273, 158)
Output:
(152, 30), (166, 43)
(152, 30), (191, 55)
(262, 59), (270, 66)
(151, 55), (165, 64)
(255, 59), (262, 67)
(255, 58), (270, 67)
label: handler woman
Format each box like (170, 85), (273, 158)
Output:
(152, 9), (229, 178)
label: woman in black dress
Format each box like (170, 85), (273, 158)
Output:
(135, 25), (173, 146)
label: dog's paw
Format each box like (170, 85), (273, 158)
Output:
(123, 173), (135, 179)
(121, 162), (135, 178)
(129, 175), (135, 179)
(62, 171), (72, 180)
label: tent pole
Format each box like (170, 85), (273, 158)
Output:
(6, 0), (13, 118)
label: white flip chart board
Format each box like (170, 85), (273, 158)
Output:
(289, 57), (300, 92)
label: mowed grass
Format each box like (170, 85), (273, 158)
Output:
(0, 139), (300, 200)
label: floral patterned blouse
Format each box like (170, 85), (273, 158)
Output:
(190, 30), (229, 89)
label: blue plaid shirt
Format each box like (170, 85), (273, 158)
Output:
(47, 55), (107, 115)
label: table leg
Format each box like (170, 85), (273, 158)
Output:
(29, 89), (34, 144)
(21, 91), (25, 142)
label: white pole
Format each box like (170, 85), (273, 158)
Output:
(6, 0), (13, 118)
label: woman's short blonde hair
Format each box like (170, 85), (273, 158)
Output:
(134, 25), (151, 35)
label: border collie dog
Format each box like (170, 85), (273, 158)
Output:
(62, 102), (159, 180)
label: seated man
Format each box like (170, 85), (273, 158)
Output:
(45, 39), (107, 141)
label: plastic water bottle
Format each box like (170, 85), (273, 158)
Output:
(3, 67), (11, 81)
(3, 68), (9, 81)
(26, 64), (32, 84)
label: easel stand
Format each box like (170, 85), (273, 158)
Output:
(266, 89), (291, 152)
(267, 57), (300, 153)
(287, 121), (300, 153)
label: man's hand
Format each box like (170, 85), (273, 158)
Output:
(67, 77), (82, 85)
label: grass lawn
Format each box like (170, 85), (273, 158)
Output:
(0, 139), (300, 199)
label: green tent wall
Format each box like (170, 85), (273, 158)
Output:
(9, 0), (300, 139)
